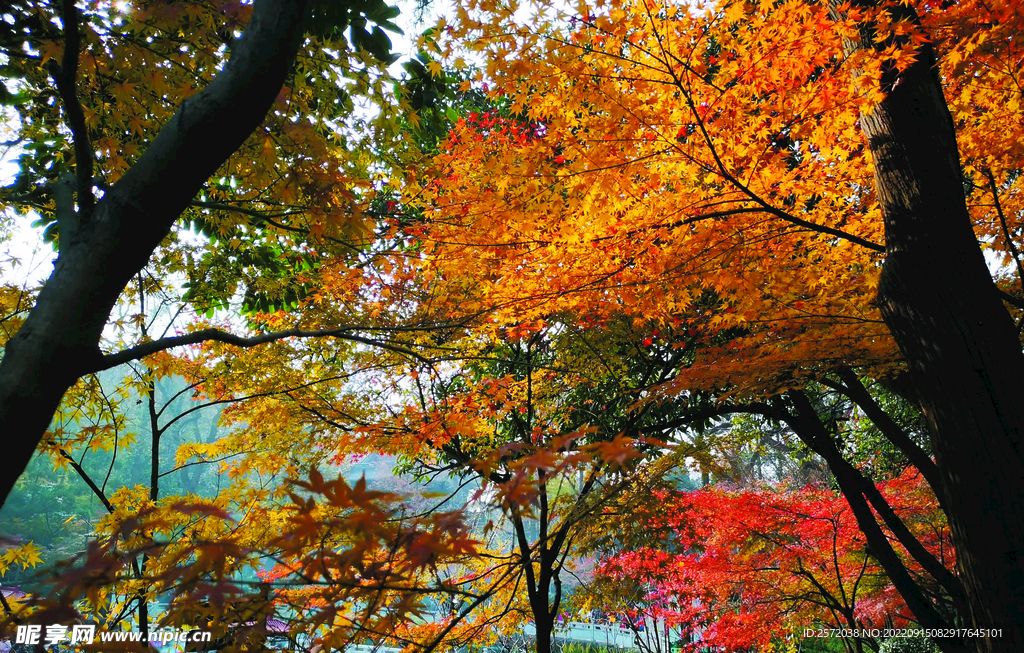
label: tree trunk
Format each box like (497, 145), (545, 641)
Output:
(781, 393), (968, 653)
(854, 13), (1024, 653)
(534, 608), (554, 653)
(0, 0), (310, 508)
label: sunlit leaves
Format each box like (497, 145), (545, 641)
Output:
(407, 0), (922, 400)
(0, 541), (44, 577)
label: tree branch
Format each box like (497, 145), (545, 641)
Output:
(985, 169), (1024, 300)
(0, 0), (315, 509)
(51, 171), (79, 239)
(997, 288), (1024, 310)
(60, 449), (114, 513)
(190, 199), (306, 226)
(829, 367), (948, 512)
(667, 64), (884, 253)
(99, 327), (429, 369)
(52, 0), (94, 219)
(781, 391), (965, 645)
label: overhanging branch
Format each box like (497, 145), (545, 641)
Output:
(99, 327), (429, 369)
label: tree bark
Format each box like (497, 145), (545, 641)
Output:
(831, 368), (949, 513)
(848, 8), (1024, 651)
(0, 0), (310, 508)
(780, 393), (968, 653)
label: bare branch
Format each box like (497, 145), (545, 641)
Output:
(52, 0), (95, 219)
(60, 449), (115, 513)
(99, 326), (429, 369)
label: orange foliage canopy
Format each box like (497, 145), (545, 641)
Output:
(412, 0), (1024, 399)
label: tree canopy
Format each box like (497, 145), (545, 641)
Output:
(2, 0), (1024, 652)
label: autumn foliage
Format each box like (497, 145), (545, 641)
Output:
(597, 469), (952, 652)
(2, 0), (1024, 650)
(412, 0), (1024, 399)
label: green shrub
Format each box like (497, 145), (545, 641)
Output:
(878, 635), (941, 653)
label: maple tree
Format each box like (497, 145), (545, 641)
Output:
(286, 315), (714, 653)
(4, 0), (1024, 650)
(0, 0), (488, 646)
(0, 0), (299, 502)
(0, 264), (457, 648)
(404, 0), (1024, 648)
(1, 362), (486, 652)
(0, 0), (422, 507)
(591, 468), (953, 653)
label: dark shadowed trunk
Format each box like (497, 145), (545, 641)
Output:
(511, 496), (560, 653)
(780, 392), (968, 653)
(843, 5), (1024, 651)
(0, 0), (310, 508)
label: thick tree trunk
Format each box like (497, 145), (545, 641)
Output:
(0, 0), (310, 508)
(856, 20), (1024, 653)
(534, 608), (554, 653)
